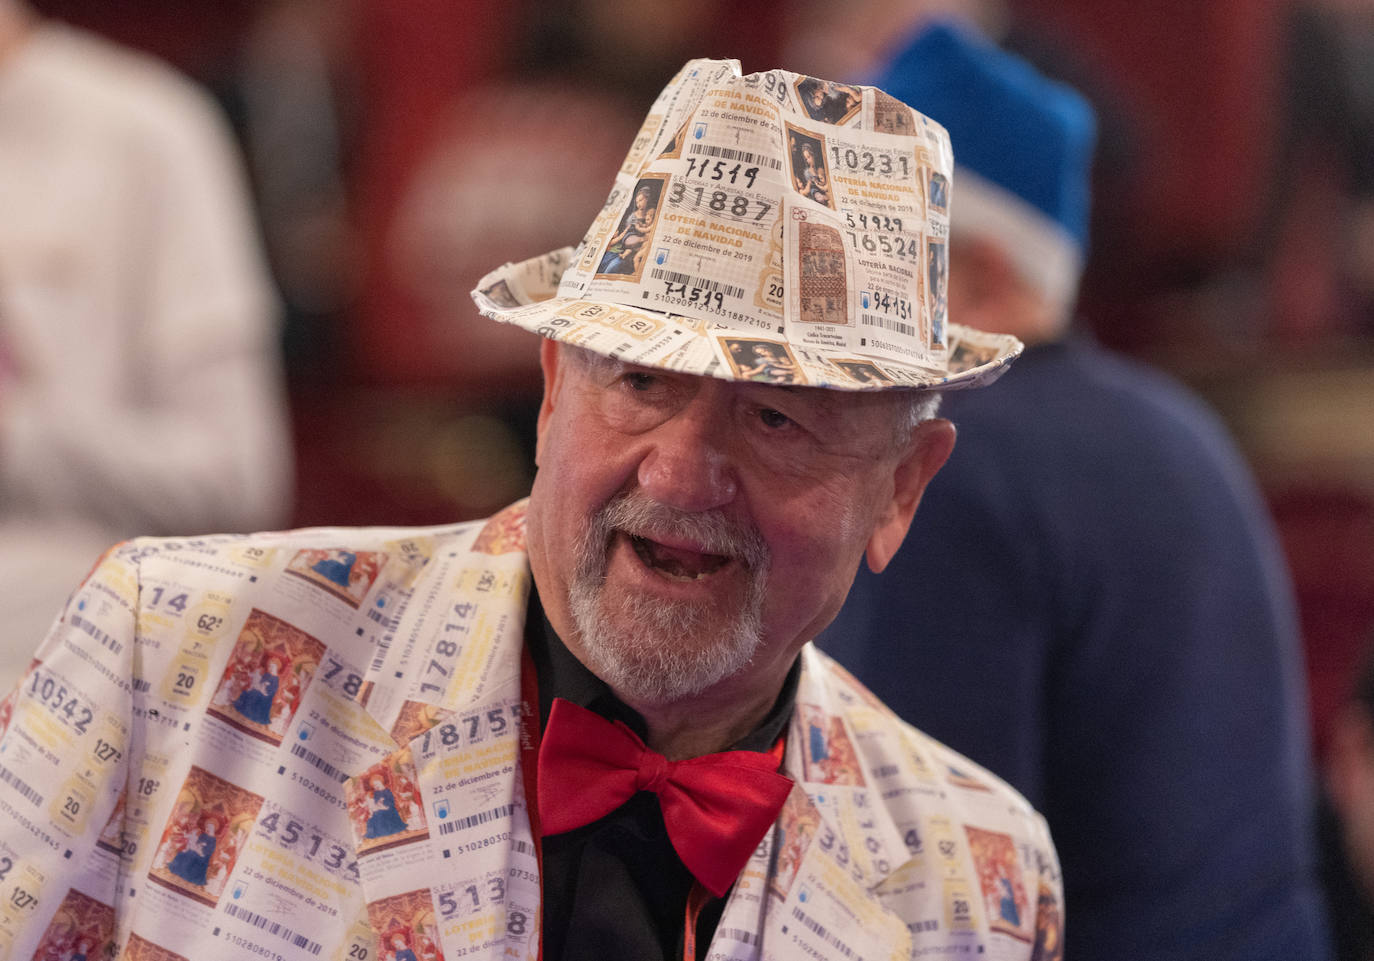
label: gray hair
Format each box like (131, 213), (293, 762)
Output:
(894, 390), (943, 446)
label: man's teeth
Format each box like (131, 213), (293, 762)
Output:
(629, 534), (729, 580)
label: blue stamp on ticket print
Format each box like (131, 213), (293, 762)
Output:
(861, 291), (871, 309)
(655, 248), (669, 267)
(298, 723), (314, 742)
(694, 123), (707, 140)
(434, 799), (450, 821)
(232, 881), (247, 900)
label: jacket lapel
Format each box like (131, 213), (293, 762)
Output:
(711, 646), (915, 960)
(343, 504), (540, 961)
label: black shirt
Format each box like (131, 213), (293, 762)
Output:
(525, 593), (798, 961)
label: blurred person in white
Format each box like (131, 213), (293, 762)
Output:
(0, 1), (292, 687)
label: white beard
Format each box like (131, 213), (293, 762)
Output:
(567, 491), (770, 704)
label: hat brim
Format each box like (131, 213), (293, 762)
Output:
(472, 247), (1022, 392)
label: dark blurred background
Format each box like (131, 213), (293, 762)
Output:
(32, 0), (1373, 768)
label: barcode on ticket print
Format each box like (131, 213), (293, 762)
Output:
(289, 743), (346, 783)
(0, 764), (42, 806)
(365, 606), (395, 630)
(687, 143), (784, 171)
(648, 269), (744, 300)
(861, 314), (917, 338)
(224, 902), (323, 956)
(512, 839), (534, 857)
(719, 928), (760, 947)
(368, 634), (393, 674)
(70, 613), (124, 655)
(437, 804), (514, 835)
(790, 906), (861, 960)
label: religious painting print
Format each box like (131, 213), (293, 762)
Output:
(148, 767), (263, 907)
(768, 787), (822, 900)
(964, 826), (1032, 942)
(795, 76), (861, 126)
(947, 332), (1004, 375)
(390, 699), (449, 747)
(926, 238), (948, 345)
(207, 609), (324, 745)
(785, 125), (834, 210)
(29, 888), (116, 961)
(928, 170), (949, 213)
(832, 359), (894, 388)
(1029, 880), (1063, 961)
(285, 548), (389, 608)
(720, 337), (804, 386)
(29, 890), (115, 961)
(367, 889), (445, 961)
(795, 704), (864, 786)
(122, 932), (190, 961)
(872, 90), (918, 137)
(470, 502), (527, 555)
(594, 173), (668, 282)
(347, 748), (429, 855)
(796, 221), (848, 325)
(476, 278), (520, 309)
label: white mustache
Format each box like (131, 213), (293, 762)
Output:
(582, 491), (770, 576)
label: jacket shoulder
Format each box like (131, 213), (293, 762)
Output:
(116, 519), (485, 560)
(802, 644), (1050, 830)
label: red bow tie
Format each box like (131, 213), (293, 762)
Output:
(536, 697), (794, 897)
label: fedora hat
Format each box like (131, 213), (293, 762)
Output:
(471, 59), (1021, 391)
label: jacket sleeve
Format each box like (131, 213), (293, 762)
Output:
(0, 543), (137, 953)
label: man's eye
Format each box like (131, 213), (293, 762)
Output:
(758, 408), (793, 430)
(624, 372), (656, 391)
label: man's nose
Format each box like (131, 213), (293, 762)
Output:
(636, 394), (738, 512)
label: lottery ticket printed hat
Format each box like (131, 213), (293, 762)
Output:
(471, 59), (1022, 391)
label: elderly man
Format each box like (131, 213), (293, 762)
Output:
(0, 60), (1059, 960)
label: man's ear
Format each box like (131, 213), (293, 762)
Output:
(865, 417), (956, 573)
(534, 339), (565, 467)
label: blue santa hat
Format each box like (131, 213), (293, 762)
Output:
(876, 21), (1097, 313)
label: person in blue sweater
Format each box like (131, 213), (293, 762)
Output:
(821, 21), (1332, 959)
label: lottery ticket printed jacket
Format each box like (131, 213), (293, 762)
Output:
(0, 502), (1063, 961)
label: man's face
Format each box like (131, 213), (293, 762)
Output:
(525, 342), (952, 708)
